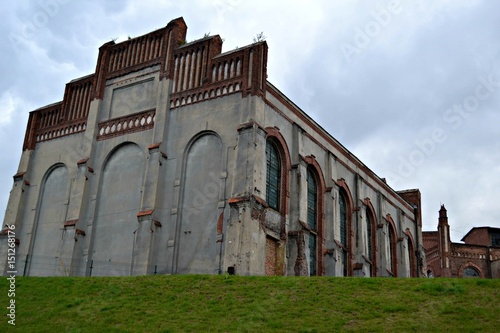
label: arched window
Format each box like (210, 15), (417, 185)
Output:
(339, 193), (348, 276)
(388, 226), (395, 275)
(366, 213), (373, 259)
(265, 140), (281, 211)
(307, 167), (318, 276)
(463, 266), (480, 278)
(406, 232), (416, 277)
(386, 216), (398, 277)
(364, 204), (377, 277)
(177, 133), (223, 275)
(92, 143), (144, 276)
(30, 164), (69, 276)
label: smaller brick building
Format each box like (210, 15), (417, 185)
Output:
(423, 205), (500, 278)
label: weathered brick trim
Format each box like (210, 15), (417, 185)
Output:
(457, 261), (485, 278)
(64, 220), (78, 227)
(228, 194), (268, 208)
(97, 109), (156, 141)
(363, 197), (379, 276)
(137, 209), (154, 217)
(238, 121), (266, 133)
(170, 81), (243, 109)
(36, 119), (87, 143)
(76, 229), (86, 236)
(13, 171), (26, 181)
(404, 228), (417, 277)
(217, 212), (224, 235)
(385, 213), (399, 277)
(302, 155), (326, 276)
(265, 126), (291, 240)
(148, 142), (162, 150)
(265, 83), (416, 214)
(77, 158), (89, 166)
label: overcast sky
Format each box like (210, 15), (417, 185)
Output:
(1, 0), (499, 242)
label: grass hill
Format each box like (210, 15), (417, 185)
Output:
(1, 275), (499, 332)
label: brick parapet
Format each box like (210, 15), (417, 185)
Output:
(21, 18), (188, 151)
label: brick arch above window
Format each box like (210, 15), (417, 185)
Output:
(363, 198), (378, 276)
(404, 228), (417, 277)
(458, 262), (484, 278)
(385, 214), (398, 277)
(335, 179), (355, 276)
(301, 155), (326, 276)
(335, 179), (355, 213)
(264, 127), (290, 218)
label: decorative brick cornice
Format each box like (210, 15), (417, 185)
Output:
(35, 117), (87, 144)
(97, 109), (156, 141)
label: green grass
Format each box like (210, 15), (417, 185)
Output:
(1, 275), (498, 332)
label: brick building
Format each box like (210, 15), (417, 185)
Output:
(423, 205), (500, 278)
(1, 17), (424, 277)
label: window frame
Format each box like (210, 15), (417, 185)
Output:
(339, 193), (348, 276)
(363, 199), (378, 277)
(265, 140), (281, 211)
(307, 167), (318, 276)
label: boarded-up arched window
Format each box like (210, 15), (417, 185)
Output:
(91, 143), (144, 276)
(30, 165), (69, 276)
(177, 133), (223, 274)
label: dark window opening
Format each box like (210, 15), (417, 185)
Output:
(265, 140), (281, 211)
(339, 194), (348, 276)
(307, 167), (317, 276)
(463, 266), (480, 278)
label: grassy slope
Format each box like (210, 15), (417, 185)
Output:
(1, 275), (498, 332)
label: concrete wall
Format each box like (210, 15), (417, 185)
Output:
(1, 18), (423, 278)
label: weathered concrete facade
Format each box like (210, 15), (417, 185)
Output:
(424, 205), (500, 278)
(1, 18), (424, 277)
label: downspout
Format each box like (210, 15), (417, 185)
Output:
(354, 174), (361, 277)
(487, 247), (491, 278)
(355, 174), (360, 250)
(413, 204), (420, 277)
